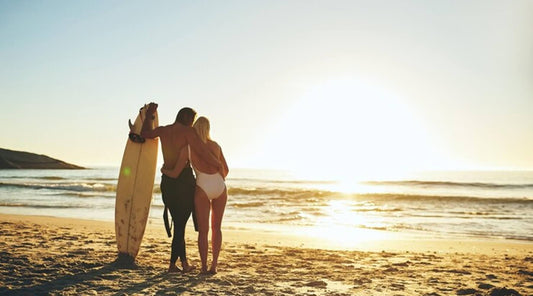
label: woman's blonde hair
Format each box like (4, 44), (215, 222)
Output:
(193, 116), (211, 143)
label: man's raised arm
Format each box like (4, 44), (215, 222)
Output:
(141, 103), (159, 139)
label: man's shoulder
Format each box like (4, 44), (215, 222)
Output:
(151, 124), (172, 137)
(158, 124), (177, 131)
(162, 123), (176, 128)
(159, 123), (194, 134)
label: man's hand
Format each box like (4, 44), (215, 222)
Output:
(146, 102), (158, 117)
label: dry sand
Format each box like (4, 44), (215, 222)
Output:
(0, 213), (532, 295)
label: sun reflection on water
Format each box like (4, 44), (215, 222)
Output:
(301, 199), (396, 247)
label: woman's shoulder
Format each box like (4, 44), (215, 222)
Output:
(207, 140), (221, 149)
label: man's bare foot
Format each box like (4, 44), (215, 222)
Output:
(181, 263), (196, 273)
(168, 264), (181, 273)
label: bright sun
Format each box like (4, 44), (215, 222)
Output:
(261, 77), (444, 182)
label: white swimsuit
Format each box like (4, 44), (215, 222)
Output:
(188, 146), (225, 200)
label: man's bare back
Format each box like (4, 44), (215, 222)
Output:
(157, 124), (196, 170)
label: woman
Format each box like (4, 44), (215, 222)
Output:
(162, 116), (229, 274)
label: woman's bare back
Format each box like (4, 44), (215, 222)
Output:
(191, 141), (220, 174)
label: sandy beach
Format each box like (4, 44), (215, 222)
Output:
(0, 214), (532, 296)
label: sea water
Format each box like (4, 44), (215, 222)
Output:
(0, 167), (532, 242)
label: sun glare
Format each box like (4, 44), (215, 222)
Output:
(332, 178), (381, 194)
(262, 77), (444, 181)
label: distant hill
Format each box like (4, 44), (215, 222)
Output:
(0, 148), (85, 169)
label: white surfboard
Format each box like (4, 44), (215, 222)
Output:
(115, 105), (158, 261)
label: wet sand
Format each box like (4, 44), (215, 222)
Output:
(0, 214), (532, 295)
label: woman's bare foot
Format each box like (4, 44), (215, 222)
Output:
(199, 266), (210, 275)
(168, 264), (181, 273)
(208, 265), (217, 275)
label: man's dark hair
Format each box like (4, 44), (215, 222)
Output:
(175, 107), (197, 125)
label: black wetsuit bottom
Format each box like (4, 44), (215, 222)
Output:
(161, 166), (196, 265)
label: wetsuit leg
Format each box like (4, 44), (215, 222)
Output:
(169, 200), (192, 264)
(161, 167), (195, 265)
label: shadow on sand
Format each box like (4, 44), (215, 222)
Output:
(111, 271), (214, 296)
(3, 257), (139, 295)
(3, 255), (218, 296)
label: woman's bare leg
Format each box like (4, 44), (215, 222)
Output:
(209, 189), (227, 274)
(194, 186), (210, 273)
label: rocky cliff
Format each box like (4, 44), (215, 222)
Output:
(0, 148), (85, 169)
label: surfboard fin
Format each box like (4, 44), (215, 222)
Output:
(128, 119), (134, 131)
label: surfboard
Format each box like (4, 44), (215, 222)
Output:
(115, 105), (158, 262)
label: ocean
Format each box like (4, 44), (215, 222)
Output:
(0, 168), (532, 243)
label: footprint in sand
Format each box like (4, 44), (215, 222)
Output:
(305, 280), (327, 288)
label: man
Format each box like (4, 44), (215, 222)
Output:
(141, 103), (220, 273)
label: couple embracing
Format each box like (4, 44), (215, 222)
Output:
(141, 103), (229, 275)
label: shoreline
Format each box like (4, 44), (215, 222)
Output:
(2, 213), (532, 255)
(1, 213), (532, 295)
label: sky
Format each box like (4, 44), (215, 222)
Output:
(1, 0), (532, 176)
